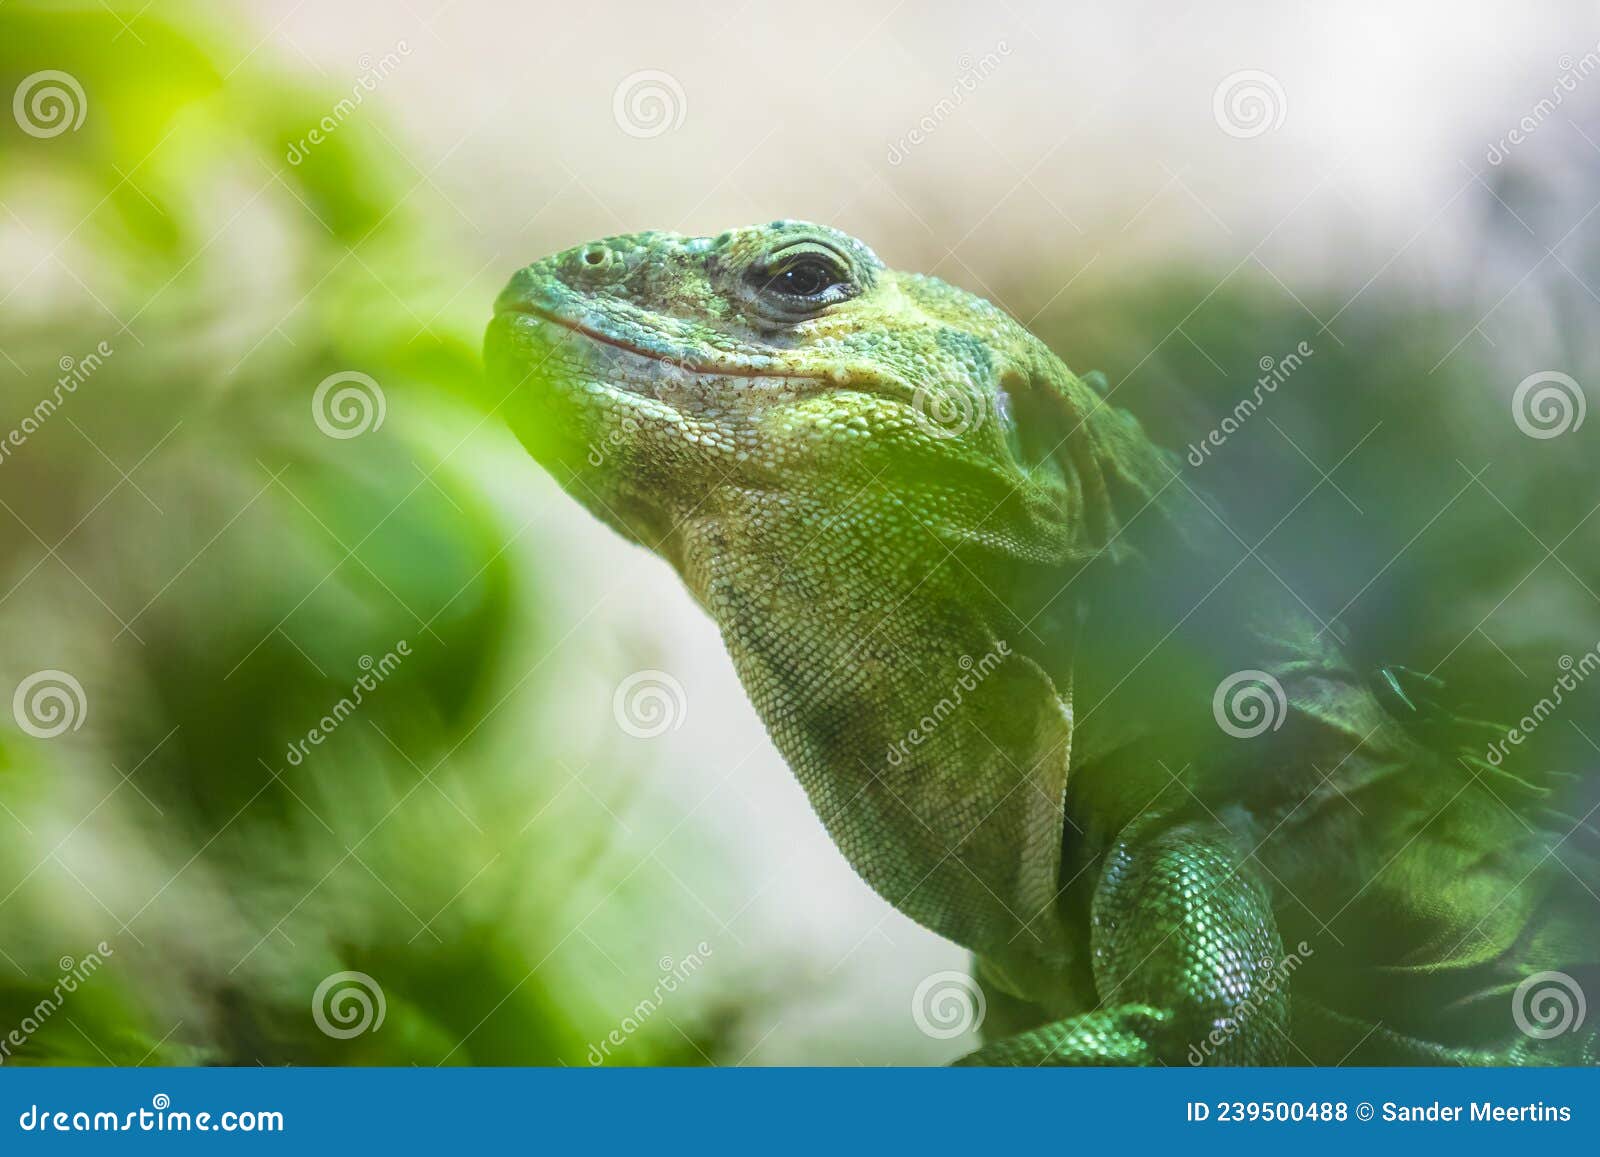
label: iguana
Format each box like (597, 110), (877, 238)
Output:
(484, 221), (1598, 1065)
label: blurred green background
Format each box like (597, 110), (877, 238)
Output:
(0, 1), (1596, 1065)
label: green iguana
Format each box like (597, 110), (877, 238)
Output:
(484, 221), (1598, 1065)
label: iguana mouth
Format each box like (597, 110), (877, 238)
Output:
(496, 301), (830, 386)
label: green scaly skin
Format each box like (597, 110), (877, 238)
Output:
(484, 222), (1598, 1066)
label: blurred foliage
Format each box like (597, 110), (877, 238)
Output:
(0, 3), (741, 1065)
(1019, 162), (1600, 812)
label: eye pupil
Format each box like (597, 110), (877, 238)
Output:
(780, 260), (833, 297)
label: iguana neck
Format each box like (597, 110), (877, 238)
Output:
(677, 476), (1080, 992)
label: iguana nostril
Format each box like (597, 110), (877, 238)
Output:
(580, 246), (610, 268)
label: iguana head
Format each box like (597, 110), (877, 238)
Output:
(485, 220), (1111, 561)
(486, 221), (1149, 988)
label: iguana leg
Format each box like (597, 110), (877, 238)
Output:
(958, 818), (1291, 1065)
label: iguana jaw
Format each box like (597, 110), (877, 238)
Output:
(493, 300), (839, 395)
(490, 276), (929, 415)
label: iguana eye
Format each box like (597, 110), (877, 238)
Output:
(754, 242), (855, 313)
(775, 258), (837, 297)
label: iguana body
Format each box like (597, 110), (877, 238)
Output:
(485, 222), (1598, 1065)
